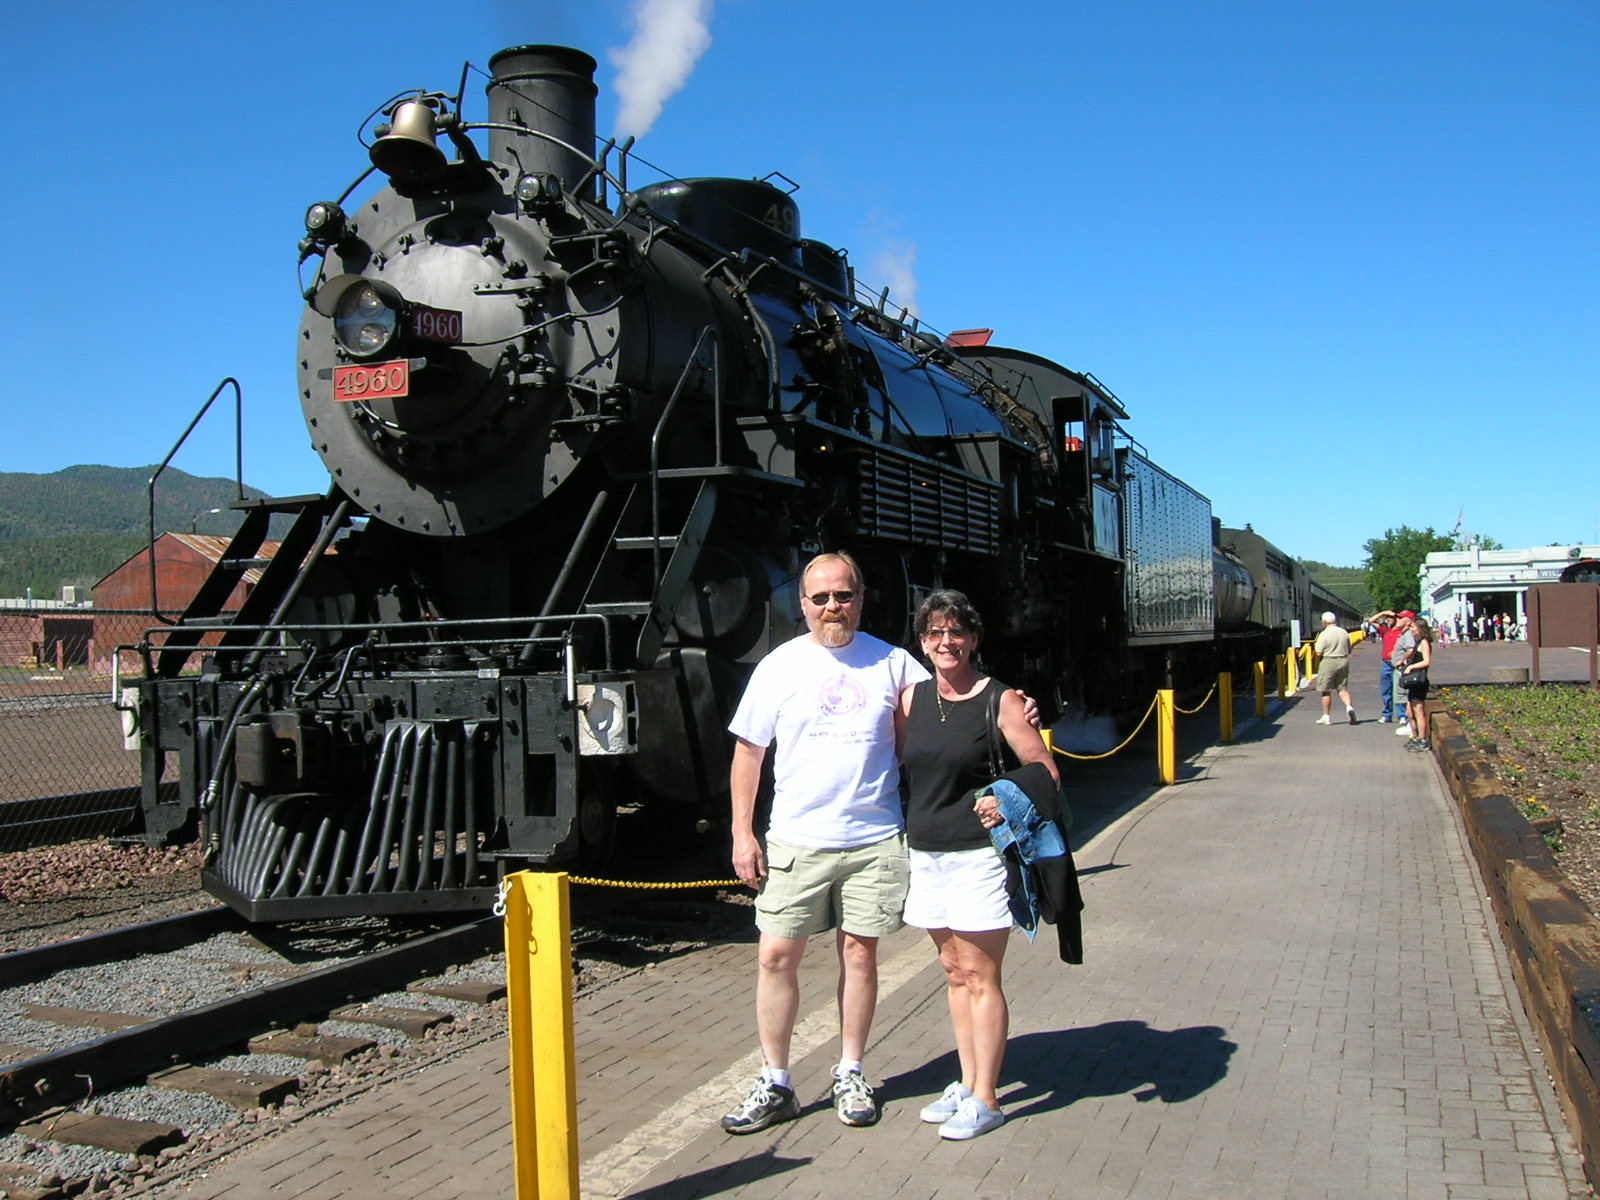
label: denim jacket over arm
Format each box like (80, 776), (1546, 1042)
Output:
(981, 761), (1083, 964)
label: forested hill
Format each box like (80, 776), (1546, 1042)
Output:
(0, 465), (271, 599)
(1300, 559), (1374, 617)
(0, 465), (265, 540)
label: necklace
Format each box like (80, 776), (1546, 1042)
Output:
(934, 672), (981, 721)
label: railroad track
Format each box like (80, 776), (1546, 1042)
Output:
(0, 885), (749, 1191)
(0, 907), (503, 1137)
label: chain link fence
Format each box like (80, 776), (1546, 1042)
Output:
(0, 606), (169, 852)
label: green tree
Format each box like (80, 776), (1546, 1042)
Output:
(1363, 526), (1453, 612)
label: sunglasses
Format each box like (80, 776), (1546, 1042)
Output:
(805, 590), (856, 606)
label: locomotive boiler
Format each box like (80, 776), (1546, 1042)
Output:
(128, 45), (1283, 920)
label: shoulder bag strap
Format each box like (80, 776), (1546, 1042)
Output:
(986, 683), (1003, 778)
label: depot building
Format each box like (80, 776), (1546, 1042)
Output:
(1419, 542), (1600, 635)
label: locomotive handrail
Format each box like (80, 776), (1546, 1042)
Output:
(649, 327), (721, 590)
(142, 611), (619, 673)
(145, 378), (244, 624)
(241, 497), (354, 672)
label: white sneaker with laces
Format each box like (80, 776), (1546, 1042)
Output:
(1396, 723), (1411, 737)
(920, 1082), (973, 1124)
(721, 1077), (800, 1135)
(1315, 714), (1332, 725)
(939, 1095), (1005, 1140)
(831, 1068), (878, 1127)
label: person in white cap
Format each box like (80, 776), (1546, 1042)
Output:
(1312, 611), (1356, 725)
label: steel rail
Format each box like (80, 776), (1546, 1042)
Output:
(0, 917), (501, 1123)
(0, 906), (237, 988)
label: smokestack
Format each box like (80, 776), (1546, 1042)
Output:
(486, 45), (598, 201)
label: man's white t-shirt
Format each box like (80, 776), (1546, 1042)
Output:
(729, 631), (929, 850)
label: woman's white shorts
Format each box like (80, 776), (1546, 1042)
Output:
(903, 846), (1012, 932)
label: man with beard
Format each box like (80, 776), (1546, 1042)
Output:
(720, 551), (928, 1134)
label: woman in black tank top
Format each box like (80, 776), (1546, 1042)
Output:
(895, 590), (1058, 1140)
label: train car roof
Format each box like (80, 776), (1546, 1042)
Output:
(949, 344), (1130, 426)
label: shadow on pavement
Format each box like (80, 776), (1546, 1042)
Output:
(880, 1021), (1237, 1119)
(623, 1147), (813, 1199)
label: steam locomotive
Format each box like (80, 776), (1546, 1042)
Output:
(129, 45), (1302, 920)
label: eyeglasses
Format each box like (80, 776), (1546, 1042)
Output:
(805, 590), (856, 606)
(923, 626), (968, 641)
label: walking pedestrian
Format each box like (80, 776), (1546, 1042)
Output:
(1312, 612), (1356, 725)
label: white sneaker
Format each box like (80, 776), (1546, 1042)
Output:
(1378, 716), (1391, 724)
(1315, 714), (1332, 725)
(939, 1095), (1006, 1140)
(919, 1082), (972, 1124)
(1396, 723), (1411, 737)
(1347, 708), (1357, 725)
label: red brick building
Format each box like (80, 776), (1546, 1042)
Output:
(92, 534), (282, 676)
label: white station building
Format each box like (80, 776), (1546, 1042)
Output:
(1419, 543), (1600, 635)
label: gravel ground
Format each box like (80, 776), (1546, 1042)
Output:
(0, 840), (210, 953)
(0, 834), (752, 1197)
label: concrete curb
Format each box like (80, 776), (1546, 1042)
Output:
(1429, 702), (1600, 1192)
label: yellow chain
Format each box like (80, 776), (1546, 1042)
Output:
(1048, 693), (1160, 761)
(568, 876), (742, 889)
(570, 683), (1229, 876)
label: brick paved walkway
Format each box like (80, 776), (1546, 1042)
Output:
(145, 642), (1593, 1199)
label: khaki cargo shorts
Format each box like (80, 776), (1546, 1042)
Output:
(755, 834), (909, 939)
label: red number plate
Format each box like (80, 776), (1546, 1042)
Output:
(333, 360), (410, 401)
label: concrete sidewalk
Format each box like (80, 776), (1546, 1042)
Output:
(147, 644), (1591, 1199)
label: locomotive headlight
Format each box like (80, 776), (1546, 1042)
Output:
(514, 171), (563, 214)
(334, 284), (399, 356)
(313, 275), (408, 359)
(303, 201), (347, 245)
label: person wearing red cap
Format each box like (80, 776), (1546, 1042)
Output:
(1370, 610), (1415, 726)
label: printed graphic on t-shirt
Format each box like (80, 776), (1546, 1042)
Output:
(817, 672), (867, 717)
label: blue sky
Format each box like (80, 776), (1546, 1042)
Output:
(3, 1), (1594, 567)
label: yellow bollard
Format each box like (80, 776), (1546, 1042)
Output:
(504, 871), (579, 1200)
(1276, 653), (1286, 698)
(1218, 671), (1234, 744)
(1284, 647), (1299, 693)
(1254, 660), (1267, 718)
(1157, 688), (1176, 784)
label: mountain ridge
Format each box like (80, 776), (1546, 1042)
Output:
(0, 465), (285, 599)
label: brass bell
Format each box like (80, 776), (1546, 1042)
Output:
(370, 97), (447, 182)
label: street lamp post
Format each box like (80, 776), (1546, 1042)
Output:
(190, 507), (223, 534)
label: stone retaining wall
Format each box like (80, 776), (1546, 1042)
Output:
(1430, 704), (1600, 1190)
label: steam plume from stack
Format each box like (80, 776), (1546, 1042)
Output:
(610, 0), (714, 140)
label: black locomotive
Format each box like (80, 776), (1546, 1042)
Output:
(130, 45), (1298, 920)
